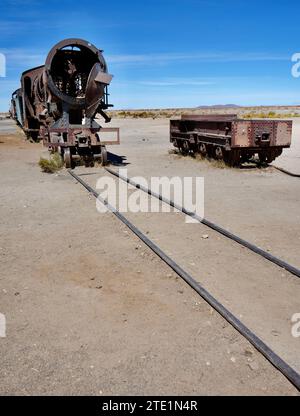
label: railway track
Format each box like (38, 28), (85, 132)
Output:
(68, 169), (300, 391)
(105, 167), (300, 279)
(246, 159), (300, 178)
(271, 165), (300, 178)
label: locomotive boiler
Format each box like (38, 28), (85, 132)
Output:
(10, 38), (119, 168)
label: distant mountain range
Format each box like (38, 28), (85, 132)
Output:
(197, 104), (241, 109)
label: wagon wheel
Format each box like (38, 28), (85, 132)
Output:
(199, 143), (207, 156)
(215, 146), (223, 160)
(223, 149), (241, 167)
(258, 151), (274, 165)
(181, 140), (189, 156)
(265, 150), (277, 164)
(64, 147), (73, 169)
(101, 146), (108, 166)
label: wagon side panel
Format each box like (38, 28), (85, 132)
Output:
(274, 120), (293, 147)
(232, 121), (252, 147)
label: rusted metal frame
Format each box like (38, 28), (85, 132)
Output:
(98, 127), (120, 145)
(171, 134), (230, 147)
(41, 126), (120, 147)
(172, 131), (231, 139)
(181, 114), (238, 121)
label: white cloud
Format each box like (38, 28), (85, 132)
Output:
(138, 78), (215, 87)
(108, 51), (289, 66)
(0, 47), (289, 74)
(0, 49), (45, 71)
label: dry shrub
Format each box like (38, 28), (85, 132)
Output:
(39, 152), (64, 173)
(243, 112), (300, 119)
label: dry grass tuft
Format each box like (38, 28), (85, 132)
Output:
(242, 111), (300, 119)
(39, 152), (64, 173)
(208, 158), (228, 169)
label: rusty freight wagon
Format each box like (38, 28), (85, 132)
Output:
(170, 114), (292, 166)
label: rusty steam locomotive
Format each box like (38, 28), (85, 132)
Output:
(10, 38), (119, 168)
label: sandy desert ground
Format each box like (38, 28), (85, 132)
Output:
(0, 116), (299, 395)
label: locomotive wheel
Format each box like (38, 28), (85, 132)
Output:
(101, 146), (108, 166)
(64, 148), (73, 169)
(26, 131), (40, 143)
(57, 146), (63, 157)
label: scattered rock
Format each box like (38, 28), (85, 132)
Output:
(95, 286), (103, 290)
(244, 348), (254, 357)
(244, 348), (253, 357)
(230, 356), (236, 363)
(248, 361), (259, 371)
(202, 234), (209, 239)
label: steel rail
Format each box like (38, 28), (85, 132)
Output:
(69, 169), (300, 391)
(105, 167), (300, 279)
(271, 165), (300, 178)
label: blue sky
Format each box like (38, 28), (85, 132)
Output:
(0, 0), (300, 111)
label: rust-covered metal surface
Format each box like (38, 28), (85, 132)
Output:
(10, 38), (119, 167)
(170, 115), (292, 165)
(181, 114), (238, 121)
(232, 119), (293, 148)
